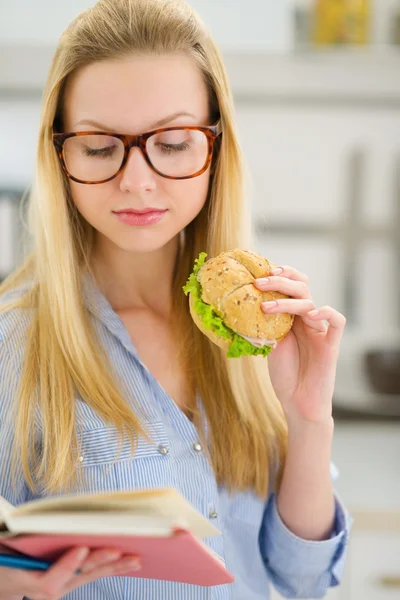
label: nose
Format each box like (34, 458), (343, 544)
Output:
(119, 147), (156, 194)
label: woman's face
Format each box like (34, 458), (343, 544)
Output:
(63, 53), (212, 255)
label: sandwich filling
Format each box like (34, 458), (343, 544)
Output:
(240, 335), (278, 350)
(183, 252), (274, 358)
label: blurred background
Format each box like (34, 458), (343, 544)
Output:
(0, 1), (399, 598)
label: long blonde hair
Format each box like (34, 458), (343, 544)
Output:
(0, 0), (287, 496)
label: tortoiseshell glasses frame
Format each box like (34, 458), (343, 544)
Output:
(52, 122), (222, 184)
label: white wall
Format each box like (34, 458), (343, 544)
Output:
(0, 0), (291, 52)
(186, 0), (291, 52)
(2, 0), (398, 49)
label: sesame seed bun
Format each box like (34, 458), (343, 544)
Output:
(190, 249), (294, 350)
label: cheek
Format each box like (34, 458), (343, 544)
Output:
(168, 171), (210, 219)
(69, 182), (113, 225)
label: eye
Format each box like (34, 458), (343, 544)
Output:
(157, 141), (190, 154)
(83, 145), (117, 158)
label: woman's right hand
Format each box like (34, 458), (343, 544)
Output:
(0, 545), (141, 600)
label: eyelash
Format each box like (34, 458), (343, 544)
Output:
(157, 142), (190, 154)
(84, 146), (116, 158)
(83, 142), (190, 157)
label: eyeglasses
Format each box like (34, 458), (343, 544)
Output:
(52, 122), (222, 184)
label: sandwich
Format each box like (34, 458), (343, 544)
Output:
(183, 249), (294, 358)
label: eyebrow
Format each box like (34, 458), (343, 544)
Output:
(74, 111), (197, 131)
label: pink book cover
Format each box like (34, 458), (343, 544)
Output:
(0, 528), (234, 587)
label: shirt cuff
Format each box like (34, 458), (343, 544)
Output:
(259, 492), (352, 597)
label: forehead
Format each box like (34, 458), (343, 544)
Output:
(63, 53), (209, 132)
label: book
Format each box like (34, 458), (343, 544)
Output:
(0, 488), (234, 586)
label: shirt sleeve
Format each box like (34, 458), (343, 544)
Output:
(0, 336), (32, 507)
(258, 465), (353, 598)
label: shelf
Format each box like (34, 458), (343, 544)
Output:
(1, 45), (400, 106)
(223, 48), (400, 107)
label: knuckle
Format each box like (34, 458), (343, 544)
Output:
(79, 560), (97, 572)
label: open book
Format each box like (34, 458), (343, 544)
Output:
(0, 488), (234, 586)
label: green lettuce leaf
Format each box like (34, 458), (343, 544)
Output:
(183, 252), (272, 358)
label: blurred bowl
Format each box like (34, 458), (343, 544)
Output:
(364, 349), (400, 395)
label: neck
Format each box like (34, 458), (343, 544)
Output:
(90, 234), (180, 316)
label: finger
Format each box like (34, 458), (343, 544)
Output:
(307, 306), (347, 346)
(78, 548), (122, 574)
(254, 276), (311, 300)
(37, 546), (89, 592)
(267, 265), (309, 284)
(261, 298), (315, 315)
(72, 555), (141, 587)
(261, 298), (327, 332)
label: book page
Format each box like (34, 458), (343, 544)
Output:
(10, 488), (220, 539)
(5, 512), (178, 536)
(13, 487), (171, 516)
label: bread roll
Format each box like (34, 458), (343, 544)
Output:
(191, 249), (294, 350)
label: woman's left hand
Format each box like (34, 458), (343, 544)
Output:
(253, 266), (346, 426)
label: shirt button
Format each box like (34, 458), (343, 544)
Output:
(158, 444), (169, 455)
(193, 442), (203, 453)
(209, 510), (218, 519)
(78, 455), (84, 462)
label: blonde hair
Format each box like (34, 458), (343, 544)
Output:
(0, 0), (287, 496)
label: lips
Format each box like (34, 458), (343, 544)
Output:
(112, 208), (168, 227)
(113, 208), (166, 215)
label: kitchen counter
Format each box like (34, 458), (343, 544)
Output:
(333, 332), (400, 419)
(333, 406), (400, 422)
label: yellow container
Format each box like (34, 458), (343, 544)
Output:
(313, 0), (371, 46)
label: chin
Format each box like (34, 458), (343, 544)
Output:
(110, 229), (179, 255)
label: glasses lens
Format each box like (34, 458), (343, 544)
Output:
(146, 129), (209, 178)
(63, 135), (125, 182)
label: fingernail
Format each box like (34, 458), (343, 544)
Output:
(117, 558), (141, 572)
(76, 548), (89, 561)
(262, 300), (278, 308)
(271, 267), (283, 275)
(308, 309), (319, 316)
(103, 551), (121, 561)
(256, 277), (270, 285)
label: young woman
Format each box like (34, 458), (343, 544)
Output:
(0, 0), (351, 598)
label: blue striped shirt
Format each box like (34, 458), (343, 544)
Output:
(0, 273), (351, 599)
